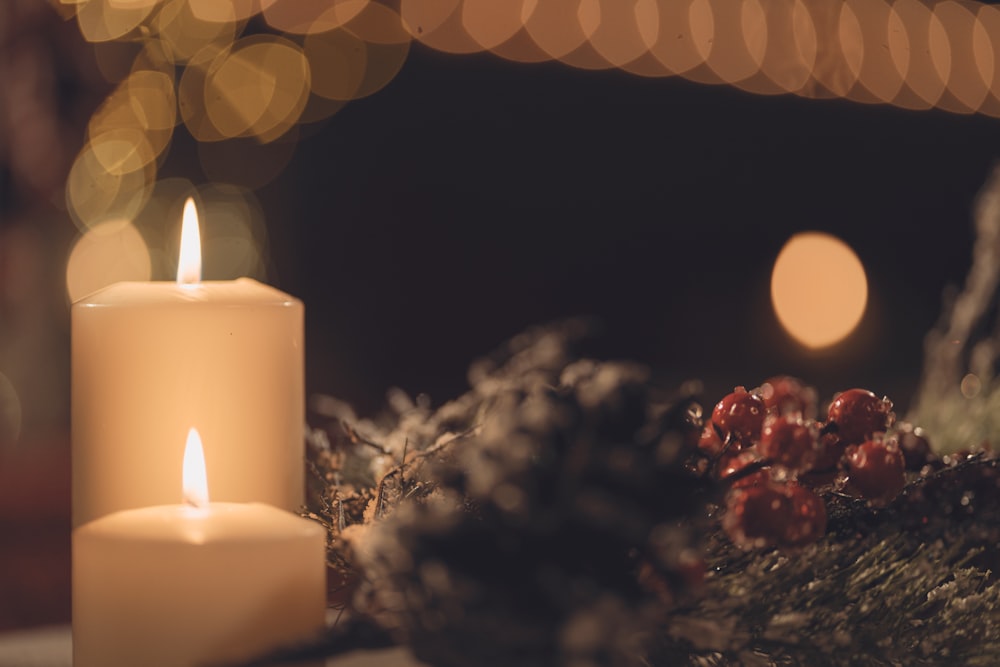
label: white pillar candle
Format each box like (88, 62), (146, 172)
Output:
(71, 199), (304, 527)
(73, 502), (326, 667)
(72, 430), (327, 667)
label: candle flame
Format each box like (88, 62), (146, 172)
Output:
(177, 198), (202, 285)
(182, 427), (210, 509)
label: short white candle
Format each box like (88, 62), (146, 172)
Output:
(72, 429), (326, 667)
(71, 199), (304, 527)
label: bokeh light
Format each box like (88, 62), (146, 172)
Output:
(977, 4), (1000, 116)
(124, 179), (269, 282)
(791, 0), (855, 99)
(204, 36), (310, 142)
(304, 29), (369, 102)
(523, 0), (591, 63)
(933, 1), (990, 114)
(586, 0), (655, 69)
(629, 0), (707, 77)
(188, 0), (256, 24)
(58, 0), (1000, 151)
(891, 0), (949, 109)
(54, 0), (1000, 279)
(684, 0), (721, 83)
(347, 2), (413, 45)
(152, 0), (237, 65)
(74, 0), (157, 43)
(462, 0), (526, 51)
(262, 0), (370, 35)
(177, 45), (225, 143)
(198, 189), (268, 281)
(66, 138), (154, 232)
(848, 0), (906, 105)
(747, 0), (817, 95)
(771, 232), (868, 349)
(86, 70), (176, 161)
(961, 372), (983, 399)
(66, 219), (152, 302)
(928, 3), (958, 109)
(333, 6), (412, 97)
(205, 35), (310, 142)
(400, 0), (460, 41)
(401, 0), (483, 54)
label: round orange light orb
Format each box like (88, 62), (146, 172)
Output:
(66, 219), (151, 303)
(771, 232), (867, 349)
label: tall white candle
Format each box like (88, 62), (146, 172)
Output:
(73, 429), (326, 667)
(71, 199), (304, 527)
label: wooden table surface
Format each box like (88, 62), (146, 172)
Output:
(0, 625), (427, 667)
(0, 442), (71, 632)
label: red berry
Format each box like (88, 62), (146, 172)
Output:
(827, 389), (894, 445)
(846, 438), (906, 504)
(896, 423), (933, 471)
(717, 450), (768, 488)
(784, 483), (827, 546)
(697, 423), (725, 458)
(759, 416), (817, 472)
(759, 376), (818, 419)
(712, 387), (765, 447)
(798, 431), (846, 487)
(723, 485), (793, 549)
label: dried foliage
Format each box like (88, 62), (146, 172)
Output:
(254, 320), (1000, 667)
(299, 321), (710, 667)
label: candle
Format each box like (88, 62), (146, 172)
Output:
(71, 198), (304, 527)
(73, 429), (326, 667)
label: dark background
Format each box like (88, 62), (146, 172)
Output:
(256, 44), (999, 416)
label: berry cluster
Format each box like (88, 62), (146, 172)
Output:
(696, 379), (909, 550)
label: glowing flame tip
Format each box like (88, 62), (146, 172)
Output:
(182, 427), (209, 508)
(177, 198), (202, 285)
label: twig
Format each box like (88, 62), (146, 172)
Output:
(373, 426), (480, 518)
(340, 420), (393, 456)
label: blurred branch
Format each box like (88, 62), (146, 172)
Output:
(911, 165), (1000, 452)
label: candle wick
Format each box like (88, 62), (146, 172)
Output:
(183, 493), (207, 510)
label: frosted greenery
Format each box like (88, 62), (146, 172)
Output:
(910, 166), (1000, 454)
(912, 388), (1000, 454)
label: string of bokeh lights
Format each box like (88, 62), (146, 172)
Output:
(62, 0), (1000, 300)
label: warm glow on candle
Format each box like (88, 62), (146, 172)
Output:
(182, 428), (210, 508)
(177, 198), (202, 285)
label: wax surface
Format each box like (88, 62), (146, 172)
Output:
(76, 279), (296, 306)
(72, 502), (326, 667)
(71, 278), (304, 527)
